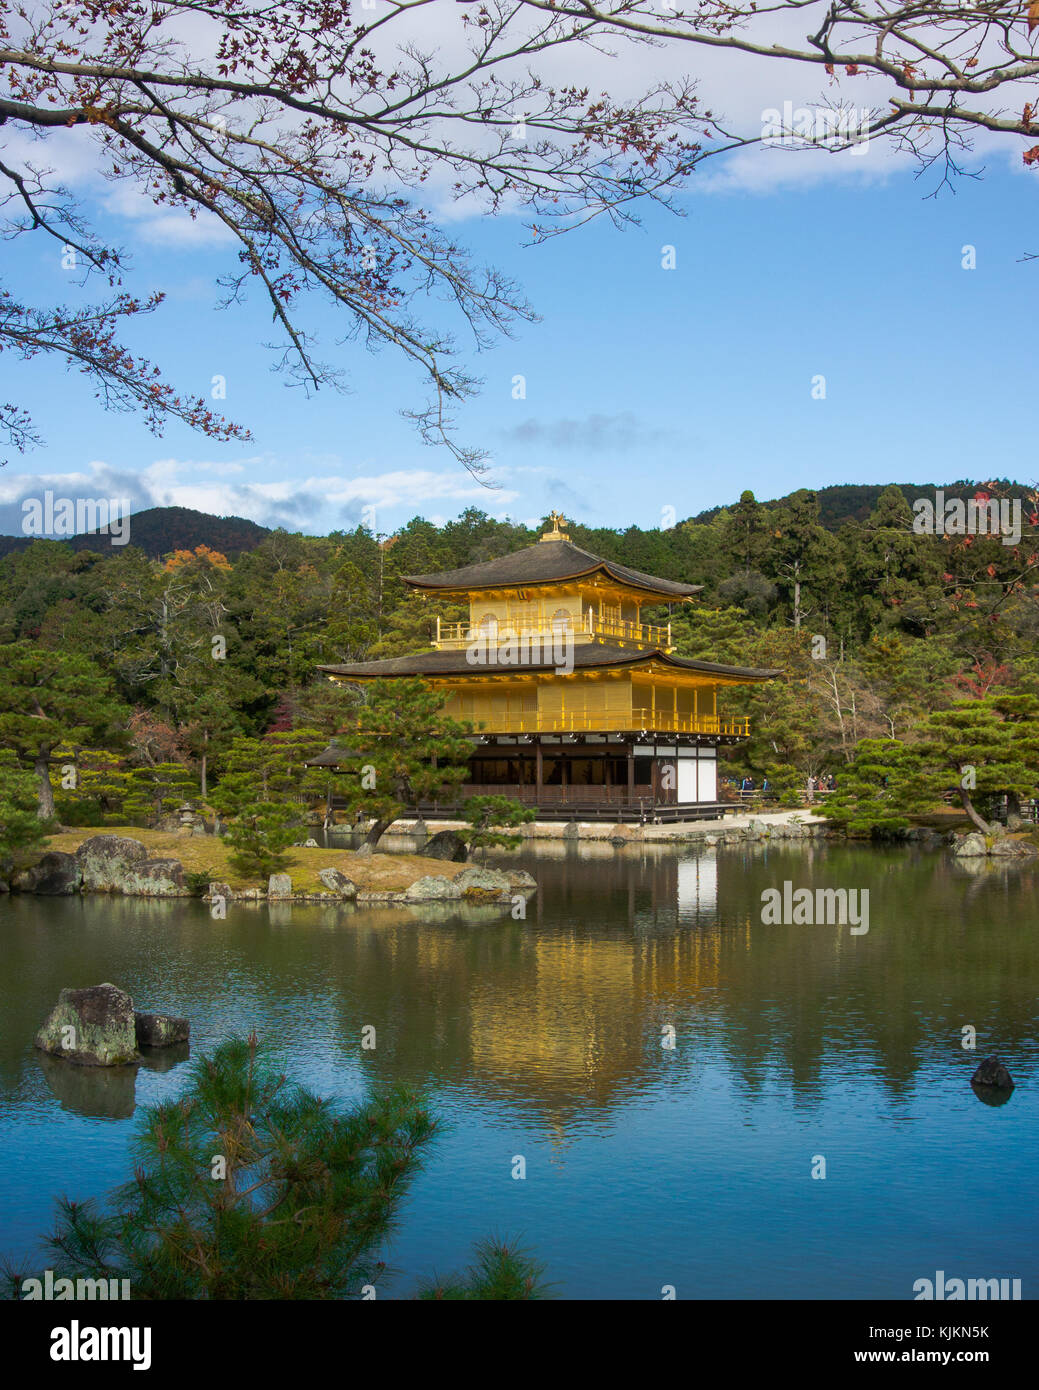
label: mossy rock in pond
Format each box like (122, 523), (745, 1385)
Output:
(134, 1012), (190, 1048)
(453, 866), (512, 899)
(461, 886), (510, 904)
(35, 983), (140, 1067)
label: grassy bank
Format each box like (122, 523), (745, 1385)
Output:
(41, 828), (460, 894)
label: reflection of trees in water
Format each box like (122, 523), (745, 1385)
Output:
(1, 848), (1035, 1127)
(329, 845), (1039, 1121)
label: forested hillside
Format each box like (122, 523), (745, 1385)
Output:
(687, 479), (1031, 531)
(1, 484), (1036, 825)
(0, 507), (271, 560)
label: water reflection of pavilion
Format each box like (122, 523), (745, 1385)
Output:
(354, 849), (726, 1119)
(11, 847), (1033, 1128)
(353, 844), (1037, 1124)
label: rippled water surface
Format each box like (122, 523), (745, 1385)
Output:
(1, 839), (1036, 1298)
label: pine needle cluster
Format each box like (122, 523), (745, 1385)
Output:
(5, 1036), (549, 1301)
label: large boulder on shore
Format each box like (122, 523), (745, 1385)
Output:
(404, 874), (463, 901)
(72, 837), (189, 895)
(13, 851), (82, 895)
(134, 1012), (190, 1048)
(954, 832), (989, 857)
(505, 868), (538, 891)
(989, 838), (1037, 859)
(453, 866), (513, 901)
(267, 873), (292, 898)
(422, 830), (469, 863)
(35, 983), (139, 1067)
(75, 835), (148, 891)
(318, 868), (357, 898)
(953, 832), (1037, 860)
(971, 1056), (1014, 1090)
(770, 821), (806, 840)
(121, 858), (189, 896)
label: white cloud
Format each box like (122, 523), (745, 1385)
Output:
(0, 457), (518, 539)
(500, 412), (675, 452)
(101, 181), (235, 247)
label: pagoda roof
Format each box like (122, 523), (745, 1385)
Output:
(404, 538), (702, 600)
(317, 643), (779, 683)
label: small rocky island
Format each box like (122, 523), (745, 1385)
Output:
(35, 983), (189, 1067)
(4, 831), (537, 906)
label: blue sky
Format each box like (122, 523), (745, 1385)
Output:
(2, 131), (1036, 539)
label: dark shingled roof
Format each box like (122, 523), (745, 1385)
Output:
(317, 643), (780, 682)
(404, 538), (702, 599)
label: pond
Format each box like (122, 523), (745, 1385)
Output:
(1, 839), (1036, 1299)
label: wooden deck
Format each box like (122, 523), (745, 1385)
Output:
(333, 786), (740, 824)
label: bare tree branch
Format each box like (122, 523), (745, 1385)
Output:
(0, 0), (722, 476)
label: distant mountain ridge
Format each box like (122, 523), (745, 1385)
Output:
(0, 480), (1033, 559)
(686, 479), (1034, 531)
(0, 506), (272, 559)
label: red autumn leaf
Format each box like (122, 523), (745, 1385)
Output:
(1024, 145), (1039, 165)
(1030, 1), (1039, 33)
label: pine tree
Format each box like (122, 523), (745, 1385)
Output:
(766, 490), (845, 632)
(461, 796), (536, 852)
(340, 679), (474, 851)
(719, 489), (770, 573)
(0, 749), (50, 873)
(0, 644), (126, 817)
(4, 1036), (548, 1300)
(52, 747), (131, 826)
(912, 696), (1039, 833)
(209, 730), (329, 876)
(124, 763), (199, 824)
(417, 1238), (549, 1300)
(844, 486), (945, 638)
(821, 738), (932, 836)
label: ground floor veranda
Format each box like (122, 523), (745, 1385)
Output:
(331, 731), (745, 822)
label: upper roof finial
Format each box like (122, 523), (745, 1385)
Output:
(540, 510), (569, 542)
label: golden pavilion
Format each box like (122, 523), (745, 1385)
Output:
(317, 514), (779, 819)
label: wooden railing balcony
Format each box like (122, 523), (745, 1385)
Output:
(433, 612), (672, 650)
(460, 712), (750, 738)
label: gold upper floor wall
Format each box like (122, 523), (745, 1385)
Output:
(428, 672), (749, 738)
(430, 581), (674, 652)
